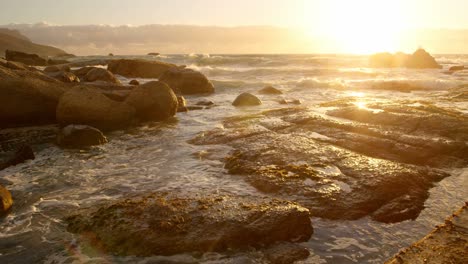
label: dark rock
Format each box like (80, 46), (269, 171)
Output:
(177, 96), (188, 112)
(449, 65), (465, 72)
(66, 192), (313, 256)
(195, 100), (214, 106)
(0, 145), (35, 170)
(159, 67), (214, 95)
(232, 93), (262, 106)
(47, 71), (80, 83)
(186, 106), (204, 111)
(148, 52), (160, 56)
(0, 185), (13, 215)
(108, 59), (176, 78)
(290, 99), (302, 105)
(47, 58), (69, 65)
(258, 86), (283, 95)
(190, 105), (459, 222)
(56, 86), (135, 131)
(264, 243), (310, 264)
(278, 99), (288, 105)
(0, 77), (65, 128)
(108, 53), (114, 56)
(72, 66), (95, 78)
(129, 79), (139, 85)
(57, 125), (108, 148)
(44, 65), (71, 73)
(5, 50), (47, 66)
(6, 61), (27, 70)
(125, 81), (178, 122)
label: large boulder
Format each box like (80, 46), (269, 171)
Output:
(0, 77), (65, 127)
(84, 67), (120, 84)
(56, 86), (135, 130)
(44, 65), (71, 73)
(125, 81), (178, 121)
(57, 125), (108, 148)
(66, 193), (313, 256)
(232, 92), (262, 106)
(405, 49), (442, 69)
(0, 185), (13, 215)
(5, 50), (47, 66)
(108, 59), (176, 78)
(159, 68), (215, 94)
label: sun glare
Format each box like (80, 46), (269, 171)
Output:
(310, 0), (406, 54)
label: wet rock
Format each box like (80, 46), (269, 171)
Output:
(108, 59), (176, 78)
(129, 79), (139, 85)
(85, 67), (120, 84)
(5, 50), (47, 66)
(57, 125), (108, 148)
(386, 203), (468, 264)
(148, 52), (160, 56)
(72, 67), (120, 84)
(258, 86), (283, 95)
(56, 86), (135, 131)
(0, 145), (35, 170)
(47, 71), (80, 83)
(0, 185), (13, 215)
(369, 49), (441, 69)
(290, 99), (301, 105)
(186, 106), (204, 111)
(406, 49), (442, 69)
(264, 243), (310, 264)
(0, 125), (59, 152)
(108, 53), (114, 56)
(47, 58), (69, 65)
(195, 100), (214, 106)
(177, 96), (188, 112)
(190, 107), (453, 222)
(125, 81), (178, 122)
(44, 65), (71, 73)
(232, 93), (262, 107)
(66, 192), (313, 256)
(449, 65), (465, 72)
(0, 77), (65, 128)
(159, 67), (215, 95)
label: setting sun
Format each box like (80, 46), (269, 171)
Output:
(310, 0), (406, 54)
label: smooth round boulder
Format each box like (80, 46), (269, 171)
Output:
(0, 185), (13, 215)
(159, 68), (214, 95)
(56, 86), (135, 131)
(232, 92), (262, 107)
(57, 125), (108, 148)
(108, 59), (175, 78)
(85, 68), (120, 84)
(258, 86), (283, 95)
(0, 77), (65, 127)
(125, 81), (178, 121)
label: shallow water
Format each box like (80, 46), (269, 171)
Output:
(1, 54), (468, 263)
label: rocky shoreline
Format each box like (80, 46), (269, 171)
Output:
(385, 202), (468, 264)
(1, 48), (467, 262)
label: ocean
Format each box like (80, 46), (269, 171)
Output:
(1, 54), (467, 263)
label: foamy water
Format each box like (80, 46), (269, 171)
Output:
(1, 54), (467, 263)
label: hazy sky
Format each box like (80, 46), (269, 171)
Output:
(1, 0), (468, 29)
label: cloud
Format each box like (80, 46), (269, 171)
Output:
(1, 23), (316, 55)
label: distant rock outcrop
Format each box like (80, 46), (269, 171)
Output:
(108, 59), (176, 78)
(369, 49), (441, 69)
(0, 28), (67, 58)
